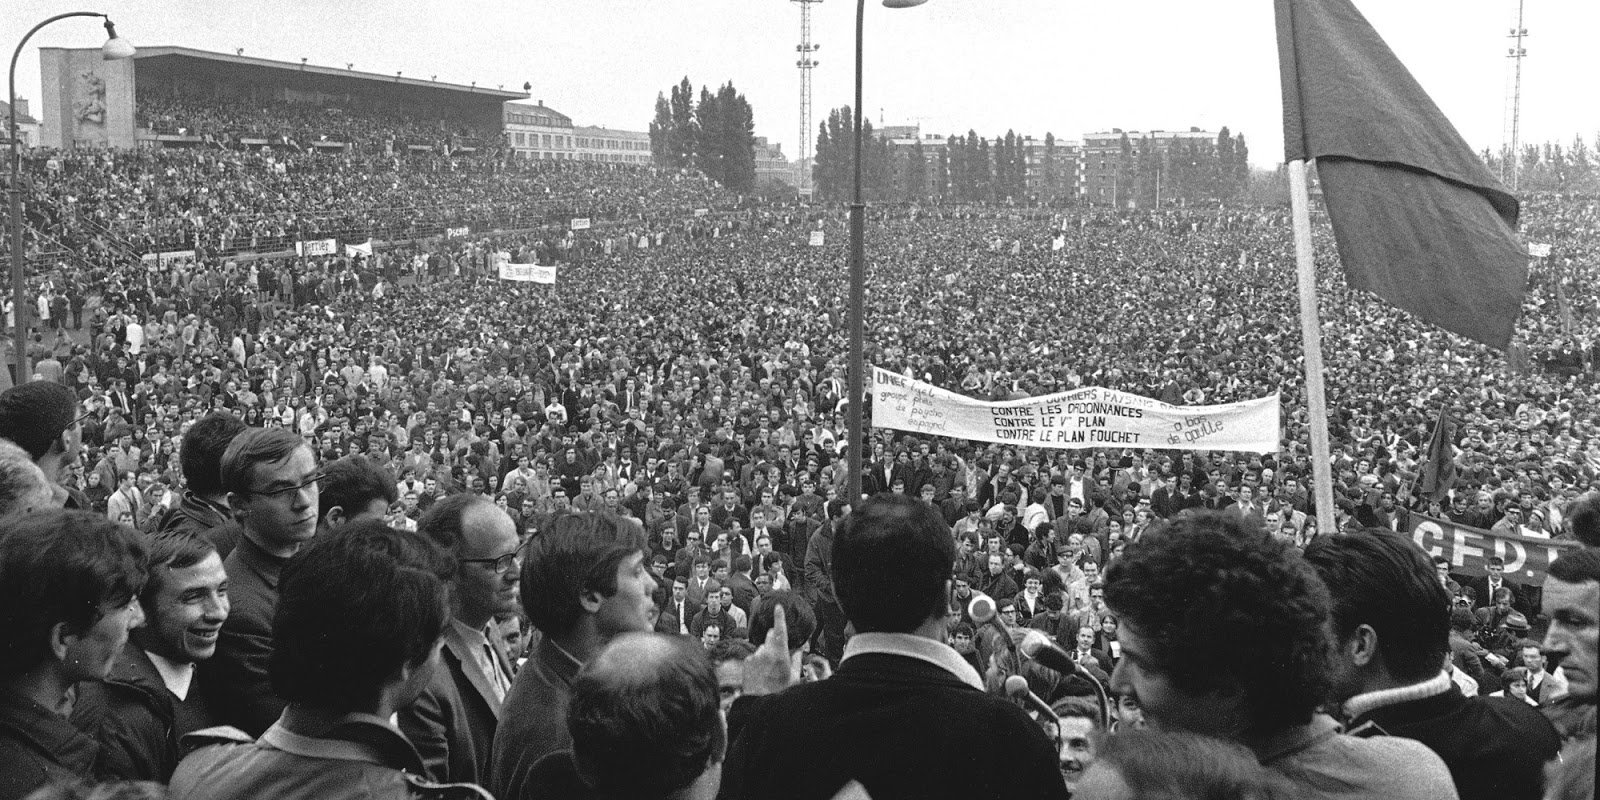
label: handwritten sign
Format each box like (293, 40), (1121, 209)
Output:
(498, 263), (556, 284)
(571, 217), (592, 231)
(139, 249), (196, 268)
(809, 230), (825, 247)
(870, 368), (1279, 453)
(294, 239), (337, 257)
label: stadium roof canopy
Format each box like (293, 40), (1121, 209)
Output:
(132, 46), (529, 104)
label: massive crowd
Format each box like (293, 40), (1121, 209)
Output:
(0, 98), (1595, 800)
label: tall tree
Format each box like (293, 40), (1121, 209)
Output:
(648, 93), (671, 163)
(1042, 132), (1058, 200)
(905, 137), (928, 200)
(695, 87), (725, 182)
(711, 82), (756, 192)
(667, 77), (698, 170)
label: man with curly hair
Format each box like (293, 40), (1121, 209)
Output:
(1102, 511), (1458, 800)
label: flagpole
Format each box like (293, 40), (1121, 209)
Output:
(1288, 159), (1337, 536)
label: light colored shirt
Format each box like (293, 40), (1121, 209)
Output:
(452, 619), (509, 704)
(842, 631), (984, 691)
(147, 649), (195, 701)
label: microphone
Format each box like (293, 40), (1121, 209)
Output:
(968, 593), (997, 624)
(1019, 629), (1111, 730)
(1004, 674), (1058, 723)
(1017, 629), (1081, 676)
(967, 594), (1022, 654)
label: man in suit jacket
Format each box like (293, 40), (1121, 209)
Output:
(1467, 557), (1525, 615)
(401, 496), (521, 784)
(655, 577), (697, 636)
(684, 556), (721, 608)
(489, 512), (656, 800)
(720, 494), (1066, 800)
(723, 554), (760, 617)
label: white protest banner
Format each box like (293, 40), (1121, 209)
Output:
(694, 208), (710, 217)
(344, 239), (373, 258)
(1527, 242), (1551, 258)
(571, 217), (592, 231)
(139, 249), (196, 268)
(499, 263), (556, 284)
(809, 230), (825, 247)
(294, 239), (337, 257)
(871, 367), (1280, 453)
(445, 226), (470, 239)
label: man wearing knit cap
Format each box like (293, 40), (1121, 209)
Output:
(0, 380), (88, 509)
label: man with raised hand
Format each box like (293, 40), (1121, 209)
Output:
(720, 494), (1065, 800)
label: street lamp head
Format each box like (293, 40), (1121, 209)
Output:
(101, 19), (135, 60)
(882, 0), (928, 7)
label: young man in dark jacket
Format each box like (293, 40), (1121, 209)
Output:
(1304, 530), (1560, 800)
(73, 530), (229, 782)
(0, 512), (147, 800)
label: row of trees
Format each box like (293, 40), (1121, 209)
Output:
(810, 107), (1252, 206)
(1108, 127), (1251, 208)
(1481, 135), (1600, 195)
(648, 77), (757, 192)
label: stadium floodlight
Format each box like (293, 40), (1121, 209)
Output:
(11, 12), (134, 381)
(101, 19), (136, 60)
(843, 0), (928, 503)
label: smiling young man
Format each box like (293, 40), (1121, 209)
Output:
(73, 530), (230, 783)
(0, 510), (146, 800)
(1103, 512), (1458, 800)
(488, 511), (655, 800)
(197, 427), (321, 737)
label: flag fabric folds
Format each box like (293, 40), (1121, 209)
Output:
(1276, 0), (1527, 350)
(1418, 410), (1458, 503)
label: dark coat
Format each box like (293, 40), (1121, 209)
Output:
(158, 492), (233, 540)
(70, 646), (217, 782)
(197, 533), (288, 737)
(719, 652), (1067, 800)
(487, 636), (581, 800)
(0, 687), (99, 800)
(397, 624), (511, 784)
(1348, 686), (1561, 800)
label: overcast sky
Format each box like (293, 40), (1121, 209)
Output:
(9, 0), (1597, 168)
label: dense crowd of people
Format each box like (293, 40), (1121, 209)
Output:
(135, 91), (499, 151)
(0, 105), (1595, 799)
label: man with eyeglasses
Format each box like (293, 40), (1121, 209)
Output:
(197, 427), (321, 738)
(402, 494), (521, 785)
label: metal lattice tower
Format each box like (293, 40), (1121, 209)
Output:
(794, 0), (821, 197)
(1502, 0), (1528, 191)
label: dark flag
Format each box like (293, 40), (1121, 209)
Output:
(1418, 410), (1457, 503)
(1276, 0), (1527, 349)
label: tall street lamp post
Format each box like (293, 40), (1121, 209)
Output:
(846, 0), (925, 503)
(9, 14), (134, 383)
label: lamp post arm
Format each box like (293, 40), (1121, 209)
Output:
(9, 12), (107, 383)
